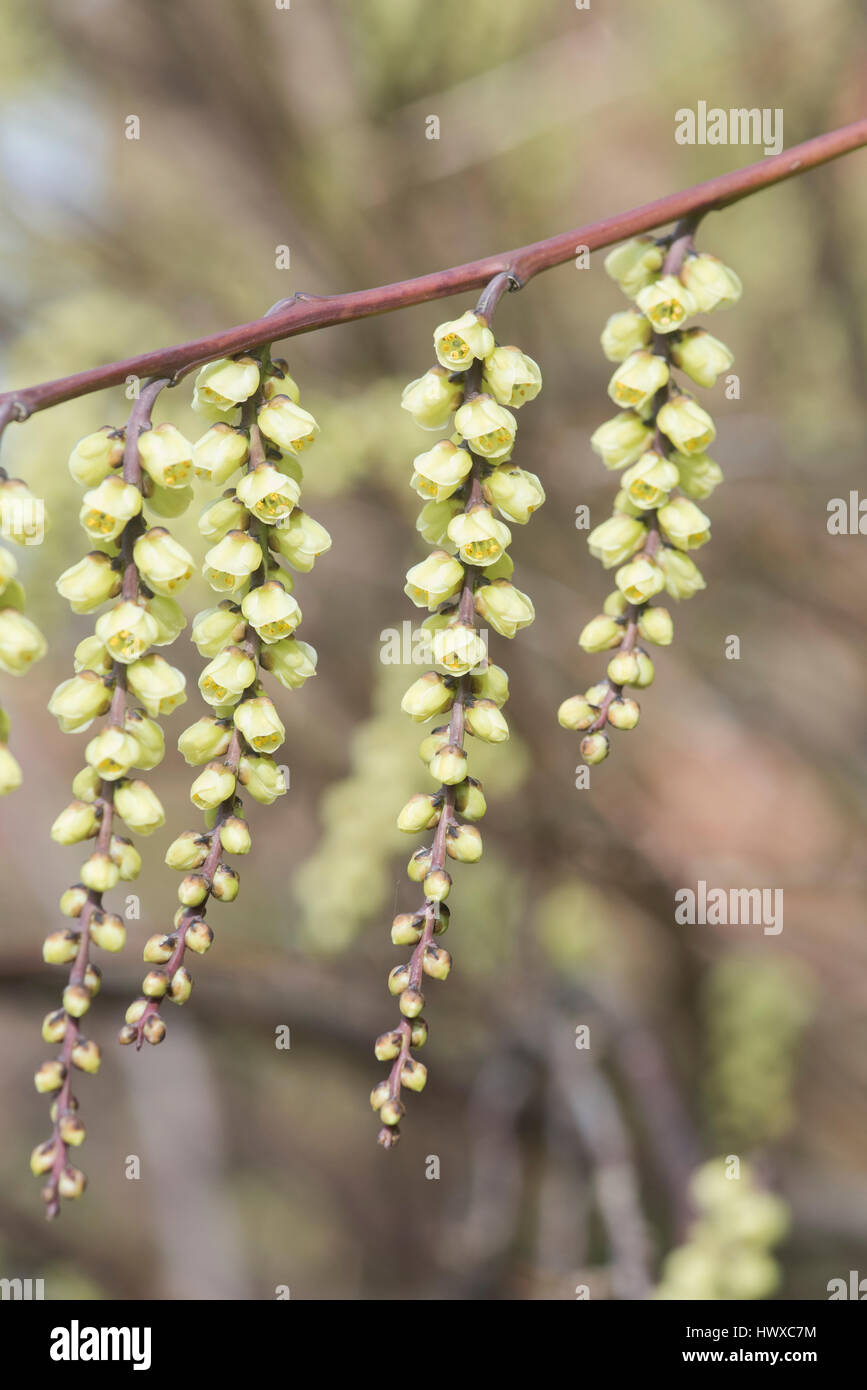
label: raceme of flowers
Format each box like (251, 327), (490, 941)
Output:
(28, 350), (327, 1216)
(558, 233), (740, 764)
(120, 352), (326, 1055)
(370, 301), (543, 1145)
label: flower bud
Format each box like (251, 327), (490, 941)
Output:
(578, 615), (622, 654)
(680, 253), (742, 313)
(410, 439), (472, 501)
(670, 328), (734, 388)
(68, 427), (124, 486)
(190, 761), (237, 810)
(133, 528), (195, 596)
(143, 970), (169, 999)
(168, 966), (193, 1004)
(634, 651), (655, 688)
(375, 1029), (404, 1062)
(241, 581), (300, 642)
(73, 635), (112, 676)
(638, 606), (674, 645)
(143, 1015), (167, 1045)
(397, 793), (441, 833)
(482, 344), (542, 407)
(114, 778), (166, 835)
(657, 497), (711, 551)
(198, 494), (246, 542)
(370, 1080), (392, 1111)
(50, 799), (100, 845)
(433, 310), (495, 369)
(71, 1038), (101, 1074)
(0, 609), (47, 675)
(193, 422), (250, 483)
(0, 742), (21, 795)
(607, 651), (640, 685)
(557, 696), (597, 733)
(34, 1060), (66, 1093)
(391, 913), (425, 947)
(416, 496), (464, 545)
(258, 636), (318, 690)
(621, 451), (680, 511)
(56, 552), (121, 613)
(600, 309), (653, 362)
(269, 509), (331, 572)
(610, 698), (643, 732)
(428, 743), (468, 786)
(400, 1058), (428, 1092)
(657, 394), (715, 456)
(658, 547), (706, 600)
(467, 665), (507, 710)
(401, 367), (463, 429)
(422, 944), (452, 980)
(446, 823), (482, 863)
(615, 558), (666, 605)
(84, 962), (102, 996)
(88, 911), (126, 952)
(195, 356), (260, 410)
(178, 874), (208, 907)
(220, 815), (251, 855)
(607, 350), (669, 411)
(258, 396), (319, 455)
(635, 275), (696, 333)
(212, 864), (239, 901)
(464, 698), (509, 743)
(126, 653), (187, 718)
(233, 695), (285, 753)
(63, 983), (91, 1018)
(482, 465), (545, 525)
(57, 1165), (87, 1200)
(604, 236), (664, 297)
(238, 754), (286, 805)
(79, 476), (142, 541)
(399, 987), (425, 1018)
(85, 727), (141, 781)
(401, 671), (455, 723)
(138, 423), (193, 489)
(59, 1113), (86, 1146)
(178, 715), (233, 765)
(453, 394), (517, 461)
(123, 709), (165, 770)
(80, 851), (120, 893)
(43, 929), (81, 964)
(590, 412), (654, 471)
(580, 732), (610, 764)
(587, 514), (646, 570)
(48, 671), (112, 733)
(42, 1008), (68, 1044)
(125, 997), (149, 1024)
(423, 868), (451, 902)
(185, 919), (214, 954)
(164, 830), (209, 871)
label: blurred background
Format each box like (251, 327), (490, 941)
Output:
(0, 0), (866, 1300)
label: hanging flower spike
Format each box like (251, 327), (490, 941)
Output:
(120, 353), (323, 1051)
(0, 464), (49, 791)
(374, 273), (542, 1147)
(35, 381), (190, 1217)
(559, 224), (739, 764)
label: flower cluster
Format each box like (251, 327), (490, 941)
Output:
(559, 233), (740, 763)
(371, 292), (542, 1145)
(0, 474), (47, 792)
(120, 353), (326, 1049)
(34, 384), (190, 1216)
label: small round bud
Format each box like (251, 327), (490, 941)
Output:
(637, 605), (674, 646)
(379, 1098), (405, 1127)
(388, 965), (411, 996)
(143, 1015), (167, 1045)
(422, 945), (452, 981)
(80, 850), (120, 894)
(30, 1140), (58, 1175)
(41, 1009), (67, 1044)
(118, 1024), (138, 1045)
(446, 824), (482, 864)
(83, 963), (101, 996)
(423, 868), (451, 902)
(399, 987), (425, 1018)
(407, 848), (433, 883)
(34, 1060), (66, 1094)
(168, 966), (193, 1004)
(143, 933), (174, 963)
(400, 1059), (428, 1093)
(142, 970), (169, 999)
(62, 984), (91, 1018)
(370, 1081), (391, 1112)
(125, 997), (149, 1025)
(57, 1165), (87, 1200)
(184, 920), (214, 954)
(580, 732), (610, 764)
(43, 929), (81, 965)
(557, 696), (596, 731)
(59, 885), (88, 918)
(178, 873), (209, 907)
(410, 1018), (429, 1049)
(59, 1113), (86, 1147)
(88, 911), (126, 952)
(634, 650), (655, 687)
(391, 913), (424, 947)
(212, 864), (239, 901)
(219, 815), (251, 855)
(374, 1030), (403, 1062)
(71, 1039), (101, 1074)
(607, 651), (640, 686)
(608, 697), (640, 731)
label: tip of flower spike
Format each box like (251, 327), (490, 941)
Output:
(378, 1125), (401, 1149)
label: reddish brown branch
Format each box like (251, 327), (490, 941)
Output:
(1, 122), (865, 424)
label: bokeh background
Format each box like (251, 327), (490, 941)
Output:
(1, 0), (866, 1300)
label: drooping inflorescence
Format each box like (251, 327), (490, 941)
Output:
(559, 225), (741, 763)
(370, 275), (543, 1145)
(33, 379), (191, 1216)
(120, 352), (326, 1050)
(0, 475), (48, 791)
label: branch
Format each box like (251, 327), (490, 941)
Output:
(2, 120), (866, 424)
